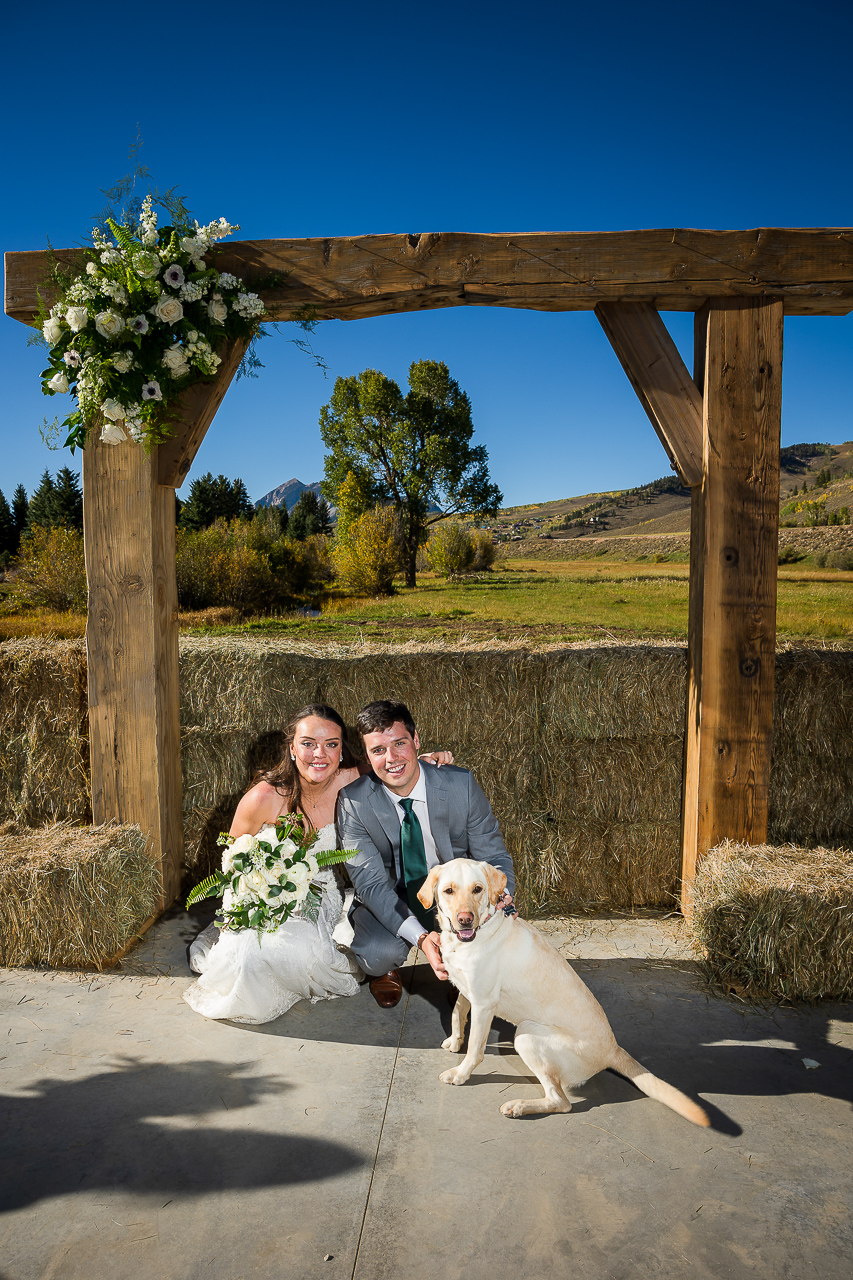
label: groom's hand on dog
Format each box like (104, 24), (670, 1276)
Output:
(419, 930), (449, 980)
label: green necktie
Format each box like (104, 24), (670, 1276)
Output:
(399, 798), (433, 932)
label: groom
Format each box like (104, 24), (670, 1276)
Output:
(337, 700), (515, 1008)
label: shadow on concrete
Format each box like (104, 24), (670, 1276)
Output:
(0, 1058), (364, 1212)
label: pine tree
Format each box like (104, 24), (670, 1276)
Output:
(11, 485), (28, 552)
(179, 473), (257, 530)
(0, 490), (14, 558)
(288, 489), (332, 541)
(51, 467), (84, 531)
(26, 471), (58, 532)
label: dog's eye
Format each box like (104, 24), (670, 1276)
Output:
(472, 885), (483, 894)
(443, 886), (454, 894)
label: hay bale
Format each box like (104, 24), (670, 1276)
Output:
(0, 639), (89, 826)
(691, 840), (853, 1002)
(0, 820), (158, 969)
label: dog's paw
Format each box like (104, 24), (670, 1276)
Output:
(441, 1036), (463, 1052)
(439, 1067), (467, 1086)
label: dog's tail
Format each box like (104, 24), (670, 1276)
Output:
(609, 1047), (710, 1127)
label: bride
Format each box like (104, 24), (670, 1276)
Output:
(183, 703), (451, 1024)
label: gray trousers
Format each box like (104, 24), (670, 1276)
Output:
(349, 904), (412, 977)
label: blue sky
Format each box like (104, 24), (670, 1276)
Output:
(2, 0), (851, 508)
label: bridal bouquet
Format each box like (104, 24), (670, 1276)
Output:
(36, 192), (266, 452)
(186, 814), (356, 933)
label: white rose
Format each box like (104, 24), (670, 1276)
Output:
(65, 306), (89, 332)
(95, 310), (125, 340)
(207, 296), (228, 324)
(241, 868), (269, 898)
(229, 834), (258, 858)
(150, 294), (184, 326)
(47, 371), (69, 394)
(43, 317), (63, 344)
(287, 862), (310, 894)
(100, 420), (127, 445)
(101, 398), (126, 421)
(161, 344), (188, 372)
(134, 250), (161, 279)
(112, 351), (134, 373)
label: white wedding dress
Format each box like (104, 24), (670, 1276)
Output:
(183, 824), (363, 1024)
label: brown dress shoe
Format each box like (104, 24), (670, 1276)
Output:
(368, 969), (403, 1008)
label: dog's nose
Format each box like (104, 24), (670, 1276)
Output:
(457, 911), (474, 926)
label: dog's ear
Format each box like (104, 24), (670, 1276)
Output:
(417, 864), (443, 909)
(481, 862), (507, 905)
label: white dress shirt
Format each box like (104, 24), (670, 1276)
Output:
(381, 766), (441, 947)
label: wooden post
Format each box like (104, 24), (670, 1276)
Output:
(680, 297), (783, 915)
(83, 438), (182, 910)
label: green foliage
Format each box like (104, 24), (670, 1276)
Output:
(427, 523), (476, 577)
(778, 544), (804, 564)
(288, 488), (332, 541)
(333, 505), (406, 596)
(320, 359), (502, 587)
(7, 526), (87, 611)
(470, 528), (497, 571)
(185, 873), (226, 907)
(178, 473), (255, 531)
(175, 516), (331, 611)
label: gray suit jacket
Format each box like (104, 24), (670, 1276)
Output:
(337, 761), (515, 940)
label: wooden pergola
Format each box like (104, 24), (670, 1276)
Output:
(6, 228), (853, 914)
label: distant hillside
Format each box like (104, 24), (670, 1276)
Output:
(485, 441), (853, 544)
(256, 478), (325, 512)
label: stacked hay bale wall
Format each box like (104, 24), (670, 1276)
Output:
(0, 821), (158, 969)
(177, 640), (690, 912)
(691, 840), (853, 1002)
(2, 637), (852, 915)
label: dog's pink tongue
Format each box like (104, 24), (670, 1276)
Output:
(457, 927), (476, 941)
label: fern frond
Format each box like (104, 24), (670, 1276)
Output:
(186, 873), (225, 908)
(316, 847), (357, 868)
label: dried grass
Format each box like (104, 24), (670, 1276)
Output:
(0, 820), (158, 969)
(691, 840), (853, 1002)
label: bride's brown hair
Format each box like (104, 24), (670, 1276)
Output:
(251, 704), (359, 817)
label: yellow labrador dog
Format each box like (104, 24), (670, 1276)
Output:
(418, 859), (709, 1127)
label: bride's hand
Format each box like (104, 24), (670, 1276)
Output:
(419, 750), (454, 767)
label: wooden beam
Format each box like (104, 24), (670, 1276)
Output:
(595, 301), (703, 487)
(680, 297), (783, 916)
(158, 336), (250, 487)
(83, 438), (182, 911)
(7, 227), (853, 324)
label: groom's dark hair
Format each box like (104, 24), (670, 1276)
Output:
(356, 700), (417, 740)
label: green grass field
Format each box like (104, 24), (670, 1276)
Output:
(3, 557), (851, 646)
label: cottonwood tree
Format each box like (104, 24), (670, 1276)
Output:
(320, 360), (502, 587)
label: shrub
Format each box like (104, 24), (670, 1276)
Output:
(470, 529), (497, 571)
(778, 544), (804, 565)
(176, 520), (274, 610)
(426, 523), (475, 578)
(6, 526), (87, 611)
(333, 506), (406, 596)
(827, 550), (853, 571)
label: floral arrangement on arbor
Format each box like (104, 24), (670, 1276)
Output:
(186, 814), (355, 934)
(36, 194), (265, 452)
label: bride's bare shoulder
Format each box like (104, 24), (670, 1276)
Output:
(231, 780), (290, 835)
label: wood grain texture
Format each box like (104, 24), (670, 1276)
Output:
(681, 298), (783, 915)
(595, 302), (703, 486)
(83, 439), (182, 910)
(157, 336), (250, 487)
(7, 227), (853, 323)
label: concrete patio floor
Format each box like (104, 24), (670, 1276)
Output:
(1, 908), (851, 1280)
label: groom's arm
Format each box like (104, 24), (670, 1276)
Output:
(337, 791), (412, 939)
